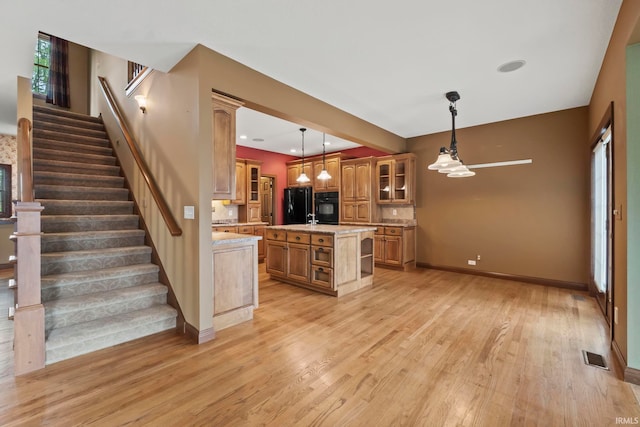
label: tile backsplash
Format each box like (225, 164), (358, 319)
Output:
(380, 206), (415, 221)
(211, 200), (238, 222)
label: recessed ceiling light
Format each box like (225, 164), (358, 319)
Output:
(290, 148), (297, 153)
(239, 135), (247, 139)
(324, 141), (331, 146)
(252, 138), (264, 142)
(497, 60), (526, 73)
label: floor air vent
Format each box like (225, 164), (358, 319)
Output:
(582, 350), (609, 370)
(572, 294), (586, 301)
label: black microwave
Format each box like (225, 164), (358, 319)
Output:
(314, 192), (339, 224)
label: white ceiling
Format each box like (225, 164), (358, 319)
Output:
(0, 1), (622, 155)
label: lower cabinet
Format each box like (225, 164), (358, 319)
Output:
(374, 226), (416, 270)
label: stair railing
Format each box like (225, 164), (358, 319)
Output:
(97, 76), (182, 237)
(13, 117), (46, 375)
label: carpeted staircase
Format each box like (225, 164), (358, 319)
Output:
(32, 105), (177, 364)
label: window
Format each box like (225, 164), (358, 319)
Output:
(32, 33), (51, 96)
(0, 164), (11, 218)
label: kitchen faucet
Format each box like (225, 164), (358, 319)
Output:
(308, 213), (318, 225)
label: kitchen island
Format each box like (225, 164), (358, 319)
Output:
(265, 224), (376, 297)
(212, 232), (261, 330)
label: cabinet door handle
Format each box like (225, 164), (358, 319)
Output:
(318, 267), (324, 272)
(319, 238), (324, 243)
(274, 233), (278, 238)
(318, 247), (324, 252)
(296, 236), (301, 241)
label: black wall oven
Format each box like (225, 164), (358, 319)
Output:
(314, 191), (339, 224)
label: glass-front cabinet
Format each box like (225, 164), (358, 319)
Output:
(375, 153), (415, 204)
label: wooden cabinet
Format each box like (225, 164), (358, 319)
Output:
(340, 157), (377, 223)
(238, 160), (262, 223)
(374, 226), (416, 270)
(211, 93), (243, 200)
(212, 235), (259, 331)
(375, 153), (416, 204)
(265, 227), (375, 296)
(232, 161), (246, 204)
(254, 225), (266, 262)
(312, 153), (341, 192)
(211, 225), (238, 233)
(286, 161), (313, 187)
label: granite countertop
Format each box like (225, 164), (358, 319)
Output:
(211, 222), (269, 227)
(340, 220), (417, 227)
(267, 224), (377, 235)
(212, 232), (262, 245)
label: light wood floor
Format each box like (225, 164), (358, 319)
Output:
(1, 265), (639, 426)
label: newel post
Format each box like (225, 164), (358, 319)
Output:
(13, 201), (45, 375)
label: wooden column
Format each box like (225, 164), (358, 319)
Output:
(13, 201), (45, 375)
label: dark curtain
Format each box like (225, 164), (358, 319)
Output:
(46, 36), (70, 108)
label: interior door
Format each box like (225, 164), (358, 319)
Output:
(260, 175), (274, 225)
(591, 115), (613, 332)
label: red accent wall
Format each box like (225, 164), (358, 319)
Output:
(236, 146), (297, 225)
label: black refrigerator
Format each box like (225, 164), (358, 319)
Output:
(284, 187), (313, 224)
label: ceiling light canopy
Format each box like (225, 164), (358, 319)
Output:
(427, 91), (475, 178)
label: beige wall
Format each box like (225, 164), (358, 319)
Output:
(408, 107), (590, 284)
(34, 40), (90, 115)
(588, 0), (640, 367)
(90, 49), (209, 330)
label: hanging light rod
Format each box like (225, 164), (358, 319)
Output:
(296, 128), (311, 183)
(317, 132), (332, 180)
(427, 91), (475, 178)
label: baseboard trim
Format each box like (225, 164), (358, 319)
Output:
(612, 339), (626, 372)
(416, 263), (588, 291)
(184, 322), (215, 344)
(610, 340), (640, 385)
(625, 366), (640, 385)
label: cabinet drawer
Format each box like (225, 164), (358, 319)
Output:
(311, 234), (333, 247)
(311, 266), (334, 289)
(212, 226), (238, 233)
(237, 225), (254, 234)
(265, 229), (286, 241)
(311, 245), (333, 267)
(384, 227), (402, 236)
(287, 232), (310, 244)
(374, 227), (385, 235)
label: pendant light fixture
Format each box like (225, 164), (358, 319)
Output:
(296, 128), (311, 183)
(427, 91), (475, 178)
(317, 132), (332, 180)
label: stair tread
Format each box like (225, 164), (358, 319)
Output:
(42, 214), (138, 221)
(38, 199), (133, 206)
(33, 112), (105, 131)
(40, 246), (151, 263)
(44, 283), (167, 312)
(46, 305), (177, 349)
(42, 230), (145, 240)
(34, 147), (116, 162)
(33, 159), (120, 175)
(41, 264), (159, 287)
(34, 171), (124, 185)
(34, 105), (102, 122)
(37, 184), (129, 193)
(33, 138), (112, 154)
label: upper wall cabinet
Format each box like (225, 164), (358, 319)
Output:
(286, 160), (313, 188)
(313, 153), (341, 192)
(375, 153), (416, 205)
(211, 93), (243, 199)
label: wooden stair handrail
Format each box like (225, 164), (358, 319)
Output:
(97, 76), (182, 237)
(17, 117), (34, 202)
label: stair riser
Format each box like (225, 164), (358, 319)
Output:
(33, 112), (106, 132)
(34, 139), (112, 156)
(41, 218), (139, 233)
(34, 127), (108, 143)
(46, 293), (168, 331)
(35, 175), (124, 189)
(34, 148), (116, 166)
(42, 235), (145, 253)
(42, 251), (151, 275)
(45, 317), (176, 365)
(36, 187), (130, 201)
(34, 160), (121, 177)
(41, 269), (159, 302)
(34, 106), (103, 124)
(38, 202), (134, 216)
